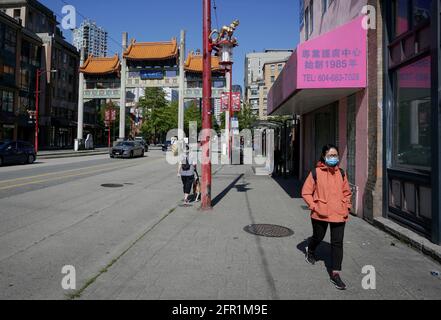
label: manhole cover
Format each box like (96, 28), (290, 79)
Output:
(244, 224), (294, 238)
(101, 184), (124, 188)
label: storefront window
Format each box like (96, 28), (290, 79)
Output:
(393, 0), (432, 37)
(394, 56), (431, 169)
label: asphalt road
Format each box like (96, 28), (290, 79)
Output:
(0, 153), (159, 199)
(0, 150), (183, 299)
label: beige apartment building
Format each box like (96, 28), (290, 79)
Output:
(258, 59), (288, 120)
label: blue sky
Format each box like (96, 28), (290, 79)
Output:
(40, 0), (300, 86)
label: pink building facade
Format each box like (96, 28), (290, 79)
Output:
(270, 0), (441, 245)
(268, 0), (382, 222)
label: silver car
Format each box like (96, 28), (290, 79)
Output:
(110, 141), (145, 158)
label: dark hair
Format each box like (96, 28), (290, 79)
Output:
(320, 144), (339, 163)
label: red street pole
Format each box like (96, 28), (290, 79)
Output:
(201, 0), (212, 210)
(35, 69), (40, 153)
(229, 64), (233, 162)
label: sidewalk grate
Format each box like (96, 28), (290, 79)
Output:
(244, 224), (294, 238)
(101, 184), (124, 188)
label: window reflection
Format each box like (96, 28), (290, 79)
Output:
(413, 0), (431, 27)
(395, 0), (409, 36)
(394, 56), (431, 169)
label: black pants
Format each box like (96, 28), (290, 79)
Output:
(308, 218), (346, 271)
(181, 176), (194, 195)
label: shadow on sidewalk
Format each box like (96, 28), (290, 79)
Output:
(212, 174), (245, 207)
(271, 176), (303, 199)
(297, 239), (334, 274)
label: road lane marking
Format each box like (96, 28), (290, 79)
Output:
(0, 158), (164, 191)
(0, 157), (159, 185)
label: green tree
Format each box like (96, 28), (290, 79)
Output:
(184, 100), (202, 134)
(139, 87), (168, 110)
(236, 103), (258, 131)
(219, 112), (226, 131)
(141, 101), (178, 143)
(139, 88), (172, 143)
(267, 115), (291, 124)
(212, 116), (221, 134)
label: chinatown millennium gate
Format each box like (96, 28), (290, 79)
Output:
(75, 31), (227, 150)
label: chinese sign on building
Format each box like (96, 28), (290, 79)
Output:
(297, 16), (367, 89)
(140, 70), (164, 80)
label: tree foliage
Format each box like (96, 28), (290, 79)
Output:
(139, 88), (177, 143)
(236, 102), (258, 131)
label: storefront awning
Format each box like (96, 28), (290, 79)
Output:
(268, 16), (367, 116)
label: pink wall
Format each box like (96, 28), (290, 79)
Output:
(301, 0), (368, 43)
(338, 97), (348, 169)
(355, 89), (368, 218)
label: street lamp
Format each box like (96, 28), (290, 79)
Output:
(210, 20), (239, 163)
(35, 69), (57, 153)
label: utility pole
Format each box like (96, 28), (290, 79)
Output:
(119, 32), (128, 140)
(75, 46), (85, 151)
(201, 0), (212, 210)
(35, 69), (40, 153)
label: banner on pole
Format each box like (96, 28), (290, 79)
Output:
(232, 92), (241, 112)
(221, 92), (229, 112)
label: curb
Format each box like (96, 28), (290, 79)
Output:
(373, 217), (441, 265)
(38, 151), (109, 159)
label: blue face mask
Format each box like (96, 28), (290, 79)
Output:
(325, 158), (340, 167)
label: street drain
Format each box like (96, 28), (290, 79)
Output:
(244, 224), (294, 238)
(101, 184), (124, 188)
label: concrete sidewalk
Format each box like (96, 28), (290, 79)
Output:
(77, 165), (441, 300)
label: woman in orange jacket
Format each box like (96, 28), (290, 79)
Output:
(302, 144), (352, 290)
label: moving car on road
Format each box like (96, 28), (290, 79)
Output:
(110, 141), (145, 159)
(0, 141), (36, 166)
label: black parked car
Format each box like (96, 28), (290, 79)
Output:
(0, 141), (37, 166)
